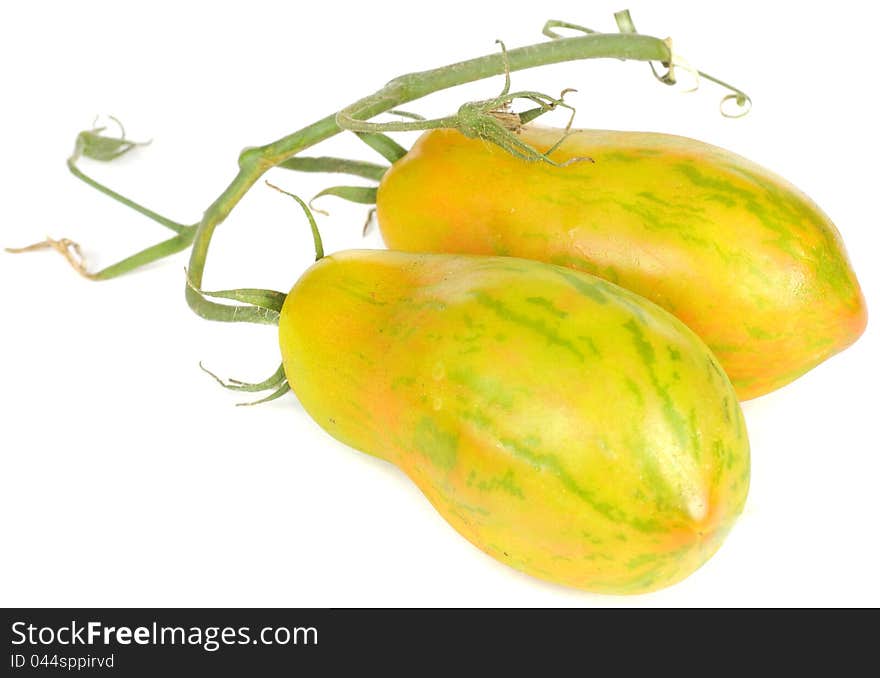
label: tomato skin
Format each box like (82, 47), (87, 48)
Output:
(279, 250), (749, 594)
(375, 127), (867, 400)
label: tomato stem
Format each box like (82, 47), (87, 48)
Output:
(68, 117), (194, 236)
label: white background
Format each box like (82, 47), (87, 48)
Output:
(1, 0), (878, 607)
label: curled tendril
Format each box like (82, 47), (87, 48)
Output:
(661, 55), (752, 117)
(667, 51), (700, 91)
(543, 10), (751, 118)
(93, 114), (126, 139)
(542, 20), (597, 40)
(651, 50), (751, 117)
(699, 72), (752, 118)
(719, 93), (752, 118)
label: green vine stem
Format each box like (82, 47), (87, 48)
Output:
(14, 17), (750, 325)
(187, 32), (676, 322)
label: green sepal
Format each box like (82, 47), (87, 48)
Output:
(235, 382), (291, 407)
(278, 156), (388, 181)
(184, 273), (285, 326)
(312, 186), (378, 206)
(265, 182), (324, 261)
(200, 363), (287, 393)
(195, 287), (287, 314)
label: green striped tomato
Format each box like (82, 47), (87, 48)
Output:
(376, 127), (868, 400)
(279, 250), (749, 594)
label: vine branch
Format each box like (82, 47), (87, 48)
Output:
(17, 19), (750, 325)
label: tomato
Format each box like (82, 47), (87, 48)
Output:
(376, 127), (868, 399)
(279, 250), (749, 593)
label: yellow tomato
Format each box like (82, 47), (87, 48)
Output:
(376, 128), (868, 399)
(279, 250), (749, 593)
